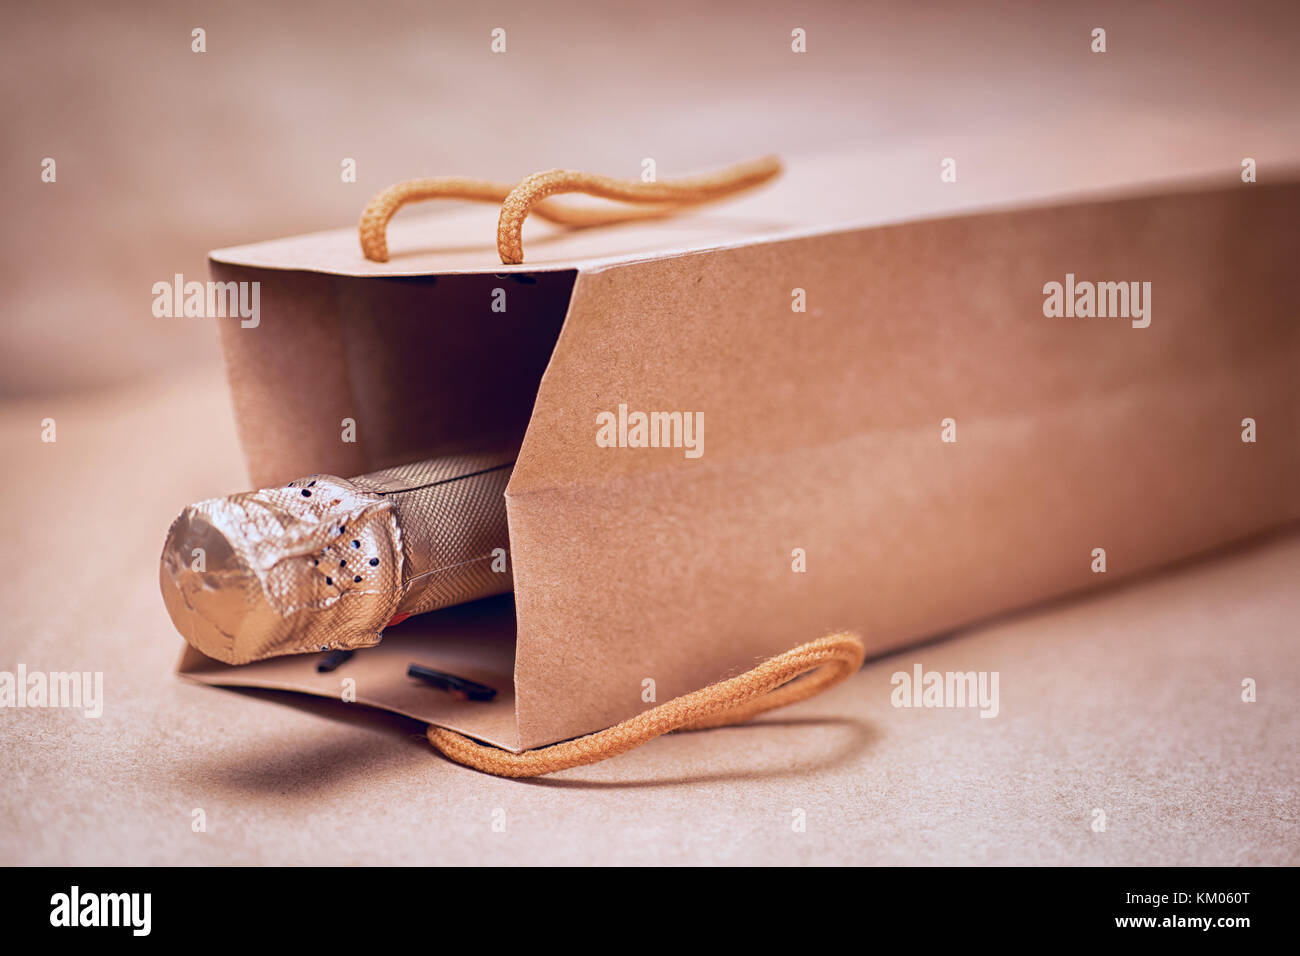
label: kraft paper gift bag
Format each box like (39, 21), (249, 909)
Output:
(178, 143), (1300, 760)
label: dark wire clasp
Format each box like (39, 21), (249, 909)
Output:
(407, 663), (497, 701)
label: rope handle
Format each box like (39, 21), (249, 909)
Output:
(359, 155), (782, 265)
(426, 631), (865, 778)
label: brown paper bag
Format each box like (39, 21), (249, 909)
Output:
(179, 146), (1300, 752)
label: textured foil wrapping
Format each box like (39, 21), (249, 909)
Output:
(161, 450), (514, 664)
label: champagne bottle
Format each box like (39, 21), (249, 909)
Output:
(160, 449), (514, 665)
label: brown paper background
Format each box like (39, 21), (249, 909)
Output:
(3, 0), (1299, 864)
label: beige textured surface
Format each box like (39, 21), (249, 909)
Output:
(4, 0), (1299, 865)
(0, 371), (1296, 865)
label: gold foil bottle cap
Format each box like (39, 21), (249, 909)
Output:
(160, 474), (405, 665)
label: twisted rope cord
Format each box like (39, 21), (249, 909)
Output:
(426, 631), (865, 778)
(359, 156), (782, 264)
